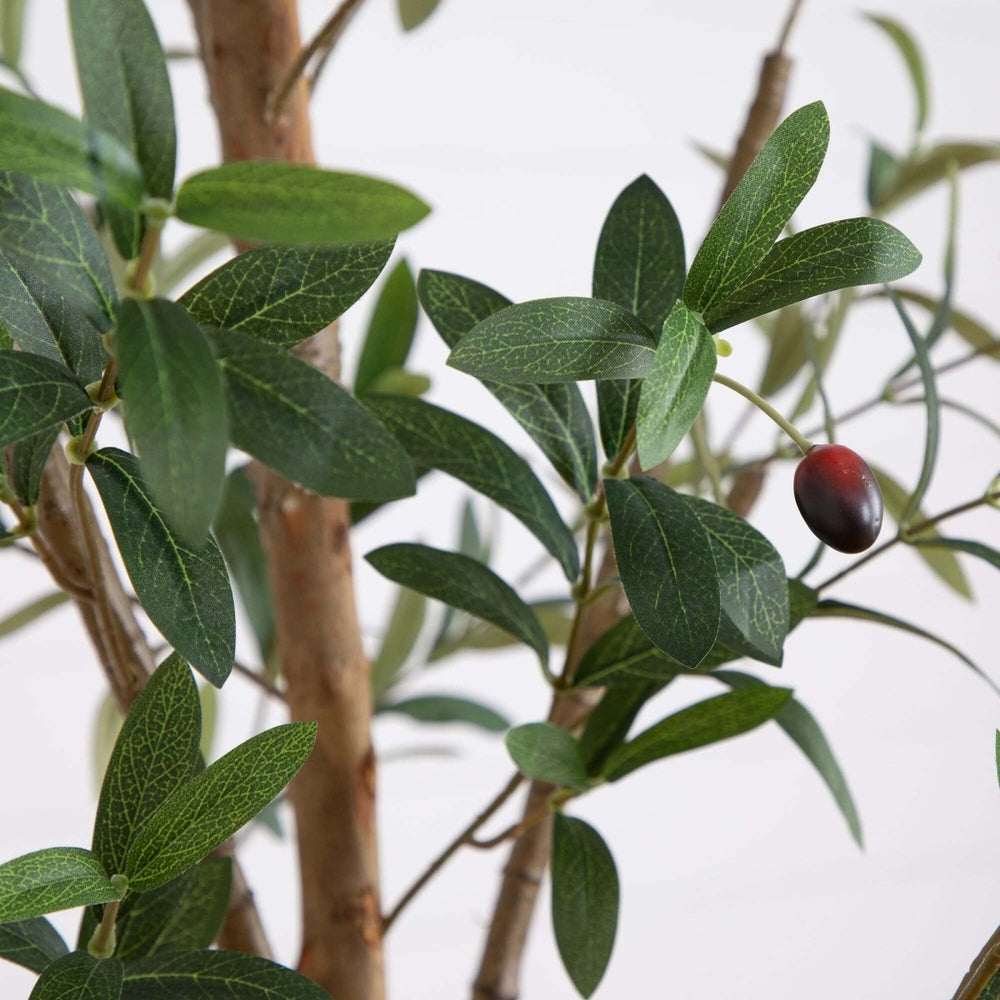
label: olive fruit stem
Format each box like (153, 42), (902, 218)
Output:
(713, 372), (814, 454)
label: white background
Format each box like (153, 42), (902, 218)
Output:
(1, 1), (999, 997)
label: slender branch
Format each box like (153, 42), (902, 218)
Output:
(381, 773), (524, 933)
(469, 800), (557, 851)
(233, 659), (287, 701)
(265, 0), (368, 123)
(815, 490), (999, 591)
(774, 0), (807, 54)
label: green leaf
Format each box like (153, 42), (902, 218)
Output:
(365, 394), (579, 579)
(381, 695), (509, 733)
(428, 600), (572, 663)
(602, 686), (793, 782)
(866, 142), (900, 211)
(447, 297), (656, 383)
(68, 0), (176, 258)
(0, 172), (116, 381)
(366, 543), (548, 663)
(398, 0), (440, 30)
(874, 142), (1000, 214)
(886, 287), (999, 359)
(92, 654), (201, 878)
(506, 724), (588, 788)
(0, 848), (119, 922)
(756, 302), (809, 397)
(812, 598), (998, 693)
(551, 815), (618, 998)
(364, 368), (429, 397)
(870, 464), (971, 598)
(114, 857), (231, 960)
(180, 241), (394, 349)
(116, 299), (227, 546)
(0, 0), (27, 68)
(174, 162), (429, 246)
(206, 326), (415, 502)
(579, 683), (659, 774)
(887, 290), (938, 523)
(863, 14), (929, 140)
(86, 448), (235, 687)
(0, 88), (143, 208)
(0, 351), (91, 448)
(354, 258), (418, 397)
(213, 467), (274, 664)
(371, 586), (426, 700)
(704, 218), (922, 332)
(155, 231), (230, 296)
(0, 591), (68, 641)
(574, 616), (686, 688)
(635, 300), (716, 469)
(605, 476), (720, 668)
(120, 950), (333, 1000)
(713, 671), (862, 846)
(29, 950), (122, 1000)
(684, 102), (829, 316)
(593, 173), (685, 332)
(0, 916), (68, 973)
(10, 424), (59, 504)
(682, 495), (789, 666)
(418, 270), (598, 500)
(124, 722), (316, 892)
(596, 378), (641, 462)
(913, 537), (1000, 573)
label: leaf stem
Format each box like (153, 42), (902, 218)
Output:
(381, 772), (524, 932)
(691, 415), (726, 505)
(712, 372), (813, 454)
(87, 877), (127, 960)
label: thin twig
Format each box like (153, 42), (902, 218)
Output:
(774, 0), (807, 54)
(469, 801), (553, 851)
(233, 659), (287, 701)
(265, 0), (368, 124)
(381, 773), (524, 932)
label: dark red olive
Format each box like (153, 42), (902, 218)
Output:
(793, 444), (883, 553)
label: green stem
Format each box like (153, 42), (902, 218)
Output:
(691, 414), (725, 505)
(713, 372), (813, 454)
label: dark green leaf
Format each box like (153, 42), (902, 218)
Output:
(870, 464), (970, 598)
(0, 848), (119, 922)
(124, 722), (316, 892)
(788, 579), (819, 628)
(602, 686), (793, 781)
(10, 424), (59, 504)
(398, 0), (440, 30)
(505, 724), (588, 788)
(371, 586), (426, 700)
(913, 537), (1000, 573)
(365, 394), (579, 579)
(0, 172), (115, 381)
(863, 14), (928, 140)
(579, 683), (659, 774)
(866, 142), (900, 210)
(596, 378), (642, 461)
(174, 162), (429, 245)
(418, 270), (598, 500)
(86, 448), (235, 687)
(0, 351), (91, 447)
(812, 599), (997, 693)
(713, 670), (862, 845)
(381, 695), (509, 733)
(605, 476), (720, 668)
(92, 654), (201, 878)
(447, 297), (656, 383)
(68, 0), (176, 258)
(0, 916), (68, 973)
(180, 242), (393, 349)
(366, 543), (548, 663)
(29, 951), (122, 1000)
(0, 0), (27, 69)
(887, 290), (938, 523)
(875, 142), (1000, 214)
(206, 326), (414, 502)
(885, 287), (999, 359)
(114, 857), (231, 960)
(705, 218), (922, 332)
(213, 467), (274, 664)
(116, 299), (227, 545)
(354, 258), (418, 397)
(551, 815), (618, 998)
(0, 88), (143, 208)
(120, 950), (332, 1000)
(684, 102), (829, 316)
(635, 300), (716, 469)
(593, 173), (686, 333)
(682, 495), (789, 666)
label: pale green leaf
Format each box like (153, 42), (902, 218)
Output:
(355, 258), (418, 397)
(506, 724), (588, 788)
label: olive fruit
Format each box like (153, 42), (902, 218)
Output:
(793, 444), (883, 553)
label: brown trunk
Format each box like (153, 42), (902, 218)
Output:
(187, 3), (383, 996)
